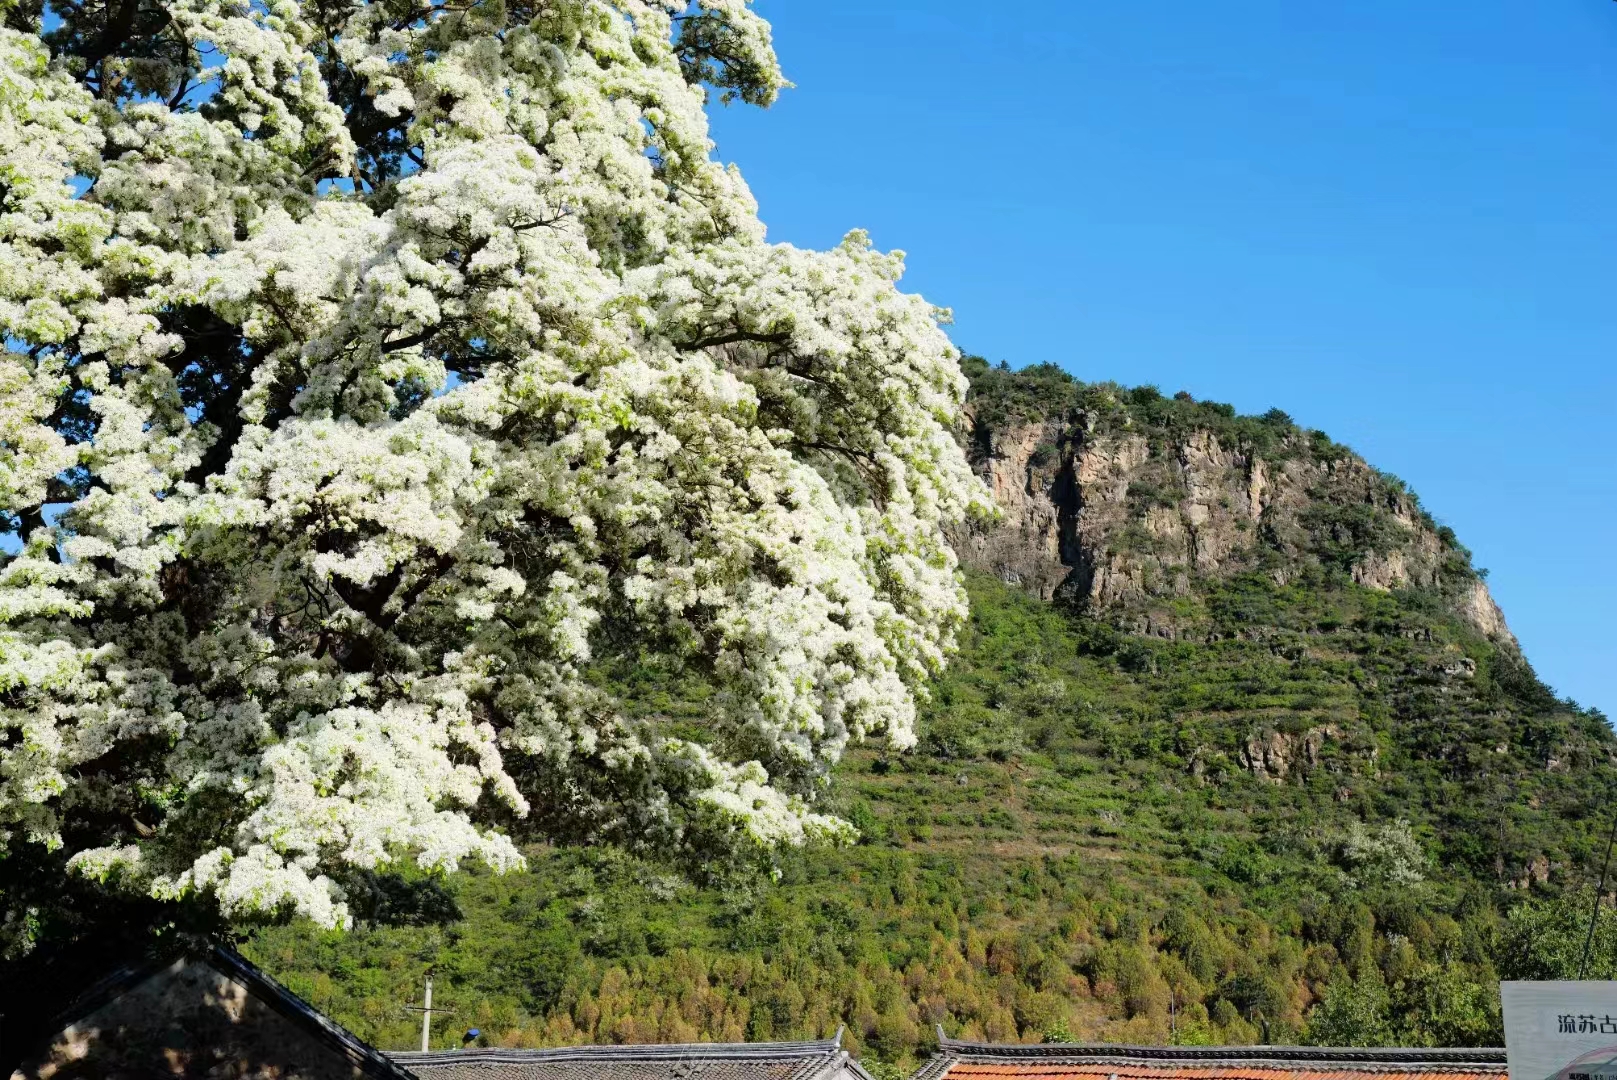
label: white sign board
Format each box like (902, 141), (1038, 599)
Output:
(1503, 983), (1617, 1080)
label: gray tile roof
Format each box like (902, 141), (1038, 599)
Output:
(388, 1035), (866, 1080)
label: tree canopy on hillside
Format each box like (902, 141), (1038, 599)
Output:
(0, 0), (991, 949)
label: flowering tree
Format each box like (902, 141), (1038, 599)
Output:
(0, 0), (991, 939)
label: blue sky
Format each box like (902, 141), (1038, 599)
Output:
(707, 0), (1617, 717)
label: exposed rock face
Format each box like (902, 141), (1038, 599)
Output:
(952, 404), (1516, 646)
(960, 418), (1076, 602)
(1236, 723), (1379, 783)
(1242, 726), (1330, 781)
(1458, 577), (1512, 641)
(1506, 855), (1553, 890)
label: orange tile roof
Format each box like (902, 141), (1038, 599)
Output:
(941, 1068), (1499, 1080)
(913, 1036), (1508, 1080)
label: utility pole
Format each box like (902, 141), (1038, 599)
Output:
(420, 973), (433, 1052)
(404, 967), (454, 1050)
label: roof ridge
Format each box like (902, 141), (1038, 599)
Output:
(911, 1050), (961, 1080)
(797, 1044), (852, 1080)
(387, 1036), (845, 1067)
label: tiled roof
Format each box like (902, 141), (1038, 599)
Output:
(387, 1034), (871, 1080)
(913, 1034), (1509, 1080)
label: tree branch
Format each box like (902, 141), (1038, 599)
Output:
(674, 329), (790, 352)
(380, 326), (444, 354)
(377, 551), (455, 631)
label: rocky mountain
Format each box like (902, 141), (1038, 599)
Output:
(951, 358), (1510, 643)
(239, 361), (1616, 1072)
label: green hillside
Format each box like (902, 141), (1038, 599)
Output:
(244, 365), (1617, 1075)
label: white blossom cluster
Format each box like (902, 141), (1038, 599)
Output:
(0, 0), (992, 928)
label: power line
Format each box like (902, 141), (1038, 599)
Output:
(1578, 805), (1617, 979)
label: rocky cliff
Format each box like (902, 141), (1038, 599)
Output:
(951, 360), (1513, 645)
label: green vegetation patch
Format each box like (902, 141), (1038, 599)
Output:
(248, 571), (1615, 1070)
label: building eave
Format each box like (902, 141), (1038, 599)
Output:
(388, 1035), (849, 1079)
